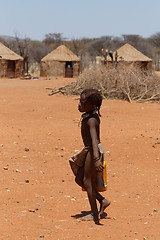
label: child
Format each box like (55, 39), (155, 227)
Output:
(70, 89), (111, 224)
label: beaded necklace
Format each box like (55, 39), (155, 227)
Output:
(78, 109), (98, 127)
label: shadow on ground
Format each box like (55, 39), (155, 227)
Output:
(71, 210), (111, 220)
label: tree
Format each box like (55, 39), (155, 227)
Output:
(30, 41), (50, 63)
(122, 34), (142, 49)
(150, 32), (160, 47)
(149, 32), (160, 70)
(43, 33), (65, 47)
(13, 34), (31, 74)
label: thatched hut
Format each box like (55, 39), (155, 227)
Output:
(40, 45), (80, 78)
(102, 43), (152, 70)
(0, 42), (23, 78)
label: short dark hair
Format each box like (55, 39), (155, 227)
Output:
(81, 89), (102, 116)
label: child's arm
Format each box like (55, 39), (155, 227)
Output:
(88, 118), (103, 172)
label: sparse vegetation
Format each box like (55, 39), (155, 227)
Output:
(49, 65), (160, 103)
(1, 32), (160, 73)
(1, 32), (160, 103)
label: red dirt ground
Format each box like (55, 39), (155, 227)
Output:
(0, 77), (160, 240)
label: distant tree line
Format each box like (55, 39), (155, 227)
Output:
(1, 32), (160, 73)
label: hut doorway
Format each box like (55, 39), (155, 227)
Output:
(65, 61), (73, 78)
(7, 60), (15, 78)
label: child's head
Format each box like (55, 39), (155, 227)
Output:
(78, 89), (102, 116)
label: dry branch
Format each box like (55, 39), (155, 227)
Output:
(47, 65), (160, 103)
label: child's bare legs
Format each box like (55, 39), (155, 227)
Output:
(75, 157), (99, 223)
(75, 167), (84, 187)
(99, 198), (111, 216)
(76, 167), (104, 205)
(76, 167), (111, 218)
(83, 155), (99, 224)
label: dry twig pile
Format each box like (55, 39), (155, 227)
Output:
(48, 65), (160, 103)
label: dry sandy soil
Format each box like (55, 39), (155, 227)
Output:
(0, 77), (160, 240)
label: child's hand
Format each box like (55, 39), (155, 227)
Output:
(94, 160), (104, 172)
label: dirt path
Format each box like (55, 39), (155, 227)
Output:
(0, 77), (160, 239)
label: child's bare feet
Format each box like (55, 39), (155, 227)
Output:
(93, 212), (101, 225)
(99, 199), (111, 216)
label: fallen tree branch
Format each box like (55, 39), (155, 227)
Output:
(46, 66), (160, 103)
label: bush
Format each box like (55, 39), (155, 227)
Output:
(49, 65), (160, 103)
(63, 65), (160, 103)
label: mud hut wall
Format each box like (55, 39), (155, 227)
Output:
(115, 61), (152, 71)
(40, 61), (45, 76)
(145, 61), (152, 70)
(0, 59), (23, 78)
(40, 61), (65, 77)
(0, 59), (7, 77)
(124, 61), (152, 70)
(101, 60), (152, 72)
(72, 61), (80, 77)
(15, 60), (24, 77)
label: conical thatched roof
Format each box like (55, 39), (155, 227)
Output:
(41, 45), (80, 62)
(114, 43), (152, 62)
(0, 42), (23, 60)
